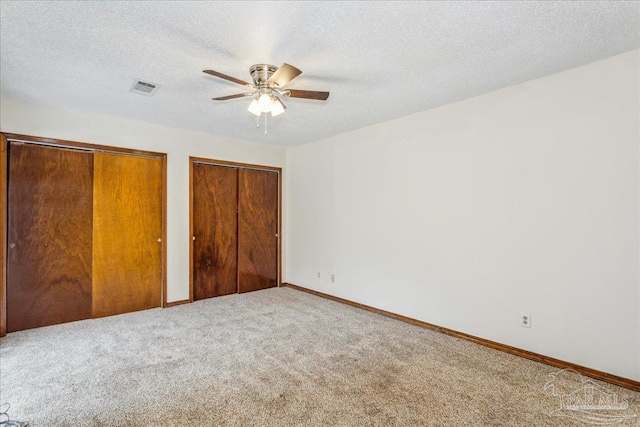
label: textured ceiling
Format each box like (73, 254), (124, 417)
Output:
(1, 1), (639, 147)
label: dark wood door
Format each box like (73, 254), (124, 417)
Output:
(238, 169), (278, 293)
(193, 163), (238, 300)
(0, 134), (7, 337)
(92, 153), (163, 317)
(7, 142), (94, 332)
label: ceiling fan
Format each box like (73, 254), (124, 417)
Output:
(203, 63), (329, 132)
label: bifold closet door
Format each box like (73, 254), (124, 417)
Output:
(92, 153), (163, 318)
(238, 169), (278, 293)
(7, 143), (93, 332)
(192, 164), (238, 300)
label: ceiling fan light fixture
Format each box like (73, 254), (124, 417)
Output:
(247, 99), (261, 116)
(271, 97), (285, 117)
(258, 93), (273, 113)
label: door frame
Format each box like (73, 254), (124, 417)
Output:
(189, 157), (282, 302)
(0, 133), (168, 337)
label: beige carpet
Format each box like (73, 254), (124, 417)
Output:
(0, 287), (638, 426)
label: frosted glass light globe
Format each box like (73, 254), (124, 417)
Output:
(271, 98), (285, 116)
(247, 99), (261, 116)
(258, 93), (273, 113)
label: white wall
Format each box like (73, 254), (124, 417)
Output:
(286, 50), (640, 381)
(0, 97), (286, 303)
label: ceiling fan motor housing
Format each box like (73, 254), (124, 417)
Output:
(250, 64), (278, 87)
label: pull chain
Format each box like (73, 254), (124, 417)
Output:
(256, 113), (260, 128)
(264, 112), (268, 135)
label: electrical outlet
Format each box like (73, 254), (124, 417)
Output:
(331, 274), (335, 283)
(520, 313), (531, 328)
(317, 272), (321, 279)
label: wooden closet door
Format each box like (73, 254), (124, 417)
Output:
(92, 153), (162, 317)
(7, 142), (93, 332)
(192, 164), (238, 300)
(1, 134), (7, 337)
(238, 169), (278, 293)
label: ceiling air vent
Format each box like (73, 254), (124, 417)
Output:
(130, 79), (160, 97)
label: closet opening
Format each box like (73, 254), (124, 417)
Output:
(0, 133), (167, 335)
(189, 157), (281, 301)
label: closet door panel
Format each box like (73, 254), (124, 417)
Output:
(7, 143), (93, 331)
(238, 169), (278, 293)
(92, 153), (162, 317)
(193, 164), (238, 300)
(1, 135), (7, 337)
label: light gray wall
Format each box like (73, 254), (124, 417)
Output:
(286, 50), (640, 380)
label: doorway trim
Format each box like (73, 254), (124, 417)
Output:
(189, 157), (282, 303)
(0, 133), (168, 337)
